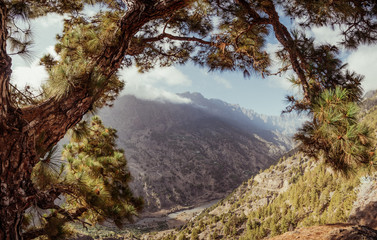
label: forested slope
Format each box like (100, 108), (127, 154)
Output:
(143, 92), (377, 240)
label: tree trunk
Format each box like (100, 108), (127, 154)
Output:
(0, 129), (37, 240)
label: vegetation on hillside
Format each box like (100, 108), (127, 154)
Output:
(156, 154), (375, 240)
(150, 96), (377, 240)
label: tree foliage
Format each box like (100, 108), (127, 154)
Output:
(295, 87), (375, 173)
(1, 0), (377, 239)
(26, 116), (142, 239)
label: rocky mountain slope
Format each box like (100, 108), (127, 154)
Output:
(146, 152), (376, 240)
(98, 93), (301, 214)
(138, 93), (377, 240)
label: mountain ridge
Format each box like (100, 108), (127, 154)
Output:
(98, 92), (300, 214)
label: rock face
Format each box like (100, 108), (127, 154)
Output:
(348, 172), (377, 229)
(269, 224), (377, 240)
(98, 93), (299, 213)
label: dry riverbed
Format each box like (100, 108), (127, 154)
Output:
(133, 199), (220, 230)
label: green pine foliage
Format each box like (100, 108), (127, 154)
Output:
(28, 116), (143, 239)
(277, 0), (377, 49)
(43, 12), (124, 108)
(295, 87), (376, 173)
(62, 116), (143, 226)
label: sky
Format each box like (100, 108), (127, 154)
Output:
(10, 11), (377, 116)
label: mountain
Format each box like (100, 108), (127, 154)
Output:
(98, 93), (301, 214)
(138, 92), (377, 240)
(72, 92), (377, 240)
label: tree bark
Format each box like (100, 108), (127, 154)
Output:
(0, 132), (37, 240)
(0, 1), (189, 239)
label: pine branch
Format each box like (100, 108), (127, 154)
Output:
(236, 0), (270, 24)
(28, 185), (74, 210)
(260, 0), (311, 103)
(143, 32), (213, 46)
(10, 83), (41, 105)
(267, 65), (291, 77)
(21, 0), (191, 156)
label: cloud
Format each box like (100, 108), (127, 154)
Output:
(45, 45), (59, 59)
(310, 26), (342, 45)
(347, 44), (377, 91)
(32, 13), (65, 28)
(213, 76), (232, 89)
(119, 66), (192, 104)
(264, 42), (292, 90)
(10, 44), (59, 91)
(121, 66), (191, 86)
(11, 60), (48, 90)
(122, 83), (192, 104)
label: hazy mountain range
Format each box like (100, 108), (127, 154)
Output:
(98, 92), (305, 213)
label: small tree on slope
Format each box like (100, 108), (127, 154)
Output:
(25, 116), (142, 239)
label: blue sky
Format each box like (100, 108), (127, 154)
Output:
(10, 11), (377, 116)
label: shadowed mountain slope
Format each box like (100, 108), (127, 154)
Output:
(98, 93), (299, 213)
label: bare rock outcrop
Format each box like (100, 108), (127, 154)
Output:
(348, 173), (377, 229)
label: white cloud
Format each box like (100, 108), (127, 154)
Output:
(213, 76), (232, 89)
(310, 26), (342, 45)
(122, 83), (192, 104)
(11, 60), (48, 90)
(10, 44), (58, 91)
(347, 44), (377, 91)
(121, 66), (191, 86)
(32, 13), (65, 28)
(45, 45), (59, 59)
(119, 66), (192, 104)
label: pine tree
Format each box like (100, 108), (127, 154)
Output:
(24, 116), (143, 239)
(1, 0), (377, 239)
